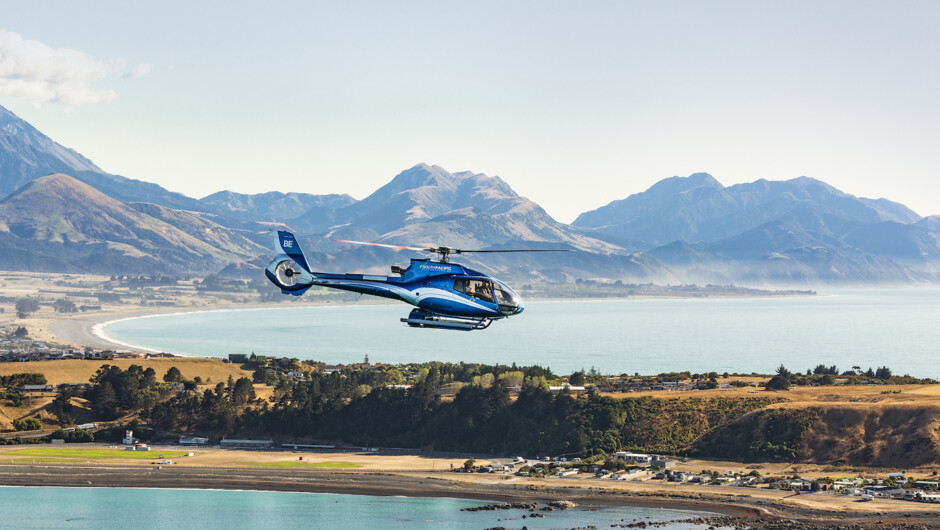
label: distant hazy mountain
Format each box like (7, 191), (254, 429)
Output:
(574, 173), (921, 247)
(199, 190), (356, 222)
(1, 103), (939, 285)
(293, 164), (619, 254)
(0, 104), (204, 211)
(0, 174), (260, 273)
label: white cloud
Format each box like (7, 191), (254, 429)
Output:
(0, 29), (152, 108)
(122, 62), (153, 79)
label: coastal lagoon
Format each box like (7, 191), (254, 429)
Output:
(0, 487), (713, 529)
(100, 289), (940, 377)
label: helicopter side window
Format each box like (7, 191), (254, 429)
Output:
(454, 278), (494, 303)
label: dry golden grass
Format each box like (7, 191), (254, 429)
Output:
(0, 358), (253, 386)
(602, 383), (940, 405)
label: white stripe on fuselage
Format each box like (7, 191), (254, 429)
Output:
(310, 280), (494, 313)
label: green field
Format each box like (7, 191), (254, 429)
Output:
(4, 448), (188, 460)
(241, 461), (362, 469)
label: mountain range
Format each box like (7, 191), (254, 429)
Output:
(1, 103), (938, 285)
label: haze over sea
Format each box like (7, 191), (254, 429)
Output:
(101, 289), (940, 378)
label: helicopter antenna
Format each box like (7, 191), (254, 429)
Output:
(334, 240), (574, 263)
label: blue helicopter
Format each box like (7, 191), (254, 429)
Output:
(264, 230), (571, 330)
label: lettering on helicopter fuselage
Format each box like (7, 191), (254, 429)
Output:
(418, 264), (453, 272)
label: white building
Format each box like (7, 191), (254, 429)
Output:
(614, 452), (652, 464)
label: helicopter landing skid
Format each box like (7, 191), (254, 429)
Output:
(401, 309), (492, 331)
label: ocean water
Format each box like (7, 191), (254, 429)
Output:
(0, 487), (713, 529)
(100, 288), (940, 377)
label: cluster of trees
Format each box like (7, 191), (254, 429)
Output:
(765, 364), (926, 390)
(12, 297), (80, 316)
(53, 299), (77, 313)
(111, 275), (179, 288)
(260, 375), (772, 456)
(14, 298), (39, 318)
(84, 365), (178, 420)
(0, 373), (46, 388)
(148, 377), (258, 436)
(54, 362), (777, 458)
(12, 417), (42, 431)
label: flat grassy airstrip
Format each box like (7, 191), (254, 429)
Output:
(4, 448), (188, 460)
(0, 445), (476, 471)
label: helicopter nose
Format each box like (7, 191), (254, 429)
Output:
(514, 302), (524, 315)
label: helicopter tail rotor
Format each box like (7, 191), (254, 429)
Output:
(266, 230), (315, 294)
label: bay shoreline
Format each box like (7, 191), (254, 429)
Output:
(3, 463), (939, 526)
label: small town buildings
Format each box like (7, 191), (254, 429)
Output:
(220, 439), (274, 449)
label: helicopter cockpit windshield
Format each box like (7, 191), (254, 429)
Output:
(493, 280), (521, 314)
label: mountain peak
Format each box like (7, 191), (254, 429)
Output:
(646, 172), (723, 195)
(2, 172), (113, 204)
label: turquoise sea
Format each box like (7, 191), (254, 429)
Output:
(100, 289), (940, 377)
(0, 487), (713, 529)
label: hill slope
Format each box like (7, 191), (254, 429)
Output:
(0, 174), (258, 273)
(0, 104), (204, 211)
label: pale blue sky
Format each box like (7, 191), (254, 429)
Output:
(1, 1), (938, 222)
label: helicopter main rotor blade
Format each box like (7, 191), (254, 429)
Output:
(455, 249), (575, 254)
(334, 240), (433, 252)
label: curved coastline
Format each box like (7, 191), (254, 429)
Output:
(49, 304), (329, 353)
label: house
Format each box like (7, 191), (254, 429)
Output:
(548, 385), (586, 393)
(18, 385), (54, 392)
(650, 459), (675, 470)
(832, 480), (860, 491)
(614, 452), (652, 464)
(789, 479), (814, 491)
(555, 469), (579, 477)
(864, 485), (890, 496)
(917, 493), (940, 503)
